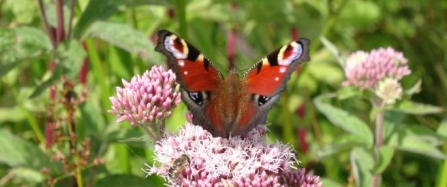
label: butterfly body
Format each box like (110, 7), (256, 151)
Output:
(155, 30), (310, 138)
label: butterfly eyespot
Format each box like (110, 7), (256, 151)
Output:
(253, 94), (271, 106)
(188, 91), (208, 106)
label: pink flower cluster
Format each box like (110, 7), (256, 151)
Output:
(144, 123), (322, 187)
(108, 66), (181, 139)
(343, 47), (411, 89)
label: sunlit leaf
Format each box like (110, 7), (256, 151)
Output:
(437, 120), (447, 138)
(0, 27), (50, 77)
(350, 148), (374, 187)
(0, 129), (61, 175)
(387, 127), (446, 159)
(73, 0), (167, 39)
(85, 21), (154, 59)
(314, 94), (374, 146)
(392, 100), (444, 115)
(373, 145), (395, 174)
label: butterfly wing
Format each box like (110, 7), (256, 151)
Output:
(243, 39), (310, 96)
(230, 39), (310, 135)
(155, 30), (224, 135)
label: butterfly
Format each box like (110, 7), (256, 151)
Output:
(155, 30), (310, 138)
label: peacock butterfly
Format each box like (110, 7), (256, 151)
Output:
(155, 30), (310, 138)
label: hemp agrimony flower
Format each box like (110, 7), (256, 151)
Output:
(108, 66), (181, 141)
(343, 47), (410, 104)
(144, 123), (322, 187)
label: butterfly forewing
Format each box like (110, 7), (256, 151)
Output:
(155, 30), (223, 92)
(243, 39), (310, 96)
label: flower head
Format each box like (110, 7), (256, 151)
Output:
(144, 123), (322, 187)
(343, 47), (410, 89)
(108, 66), (181, 140)
(375, 78), (403, 104)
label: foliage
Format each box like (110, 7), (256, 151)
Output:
(0, 0), (446, 186)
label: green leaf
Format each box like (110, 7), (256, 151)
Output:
(387, 127), (446, 159)
(79, 101), (107, 140)
(0, 129), (60, 175)
(85, 21), (155, 60)
(29, 65), (67, 98)
(0, 106), (27, 122)
(29, 40), (85, 98)
(96, 174), (163, 187)
(404, 79), (422, 95)
(0, 27), (50, 77)
(73, 0), (167, 39)
(392, 100), (444, 115)
(350, 148), (374, 187)
(437, 120), (447, 138)
(397, 138), (445, 159)
(4, 0), (38, 24)
(317, 135), (366, 159)
(373, 145), (395, 174)
(320, 178), (343, 187)
(337, 86), (361, 100)
(320, 36), (344, 66)
(314, 94), (374, 146)
(10, 167), (45, 184)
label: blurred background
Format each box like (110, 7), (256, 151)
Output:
(0, 0), (446, 186)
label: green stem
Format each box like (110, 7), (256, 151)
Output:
(280, 92), (294, 144)
(84, 39), (112, 122)
(373, 98), (384, 187)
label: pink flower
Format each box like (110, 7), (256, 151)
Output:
(144, 123), (322, 187)
(108, 66), (181, 140)
(343, 47), (411, 89)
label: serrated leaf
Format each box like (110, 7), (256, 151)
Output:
(350, 148), (374, 187)
(392, 100), (443, 115)
(314, 94), (374, 146)
(0, 129), (60, 175)
(0, 27), (50, 77)
(73, 0), (167, 39)
(96, 174), (163, 187)
(85, 21), (154, 59)
(373, 146), (395, 174)
(56, 40), (86, 78)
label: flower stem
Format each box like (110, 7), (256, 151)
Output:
(373, 104), (384, 187)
